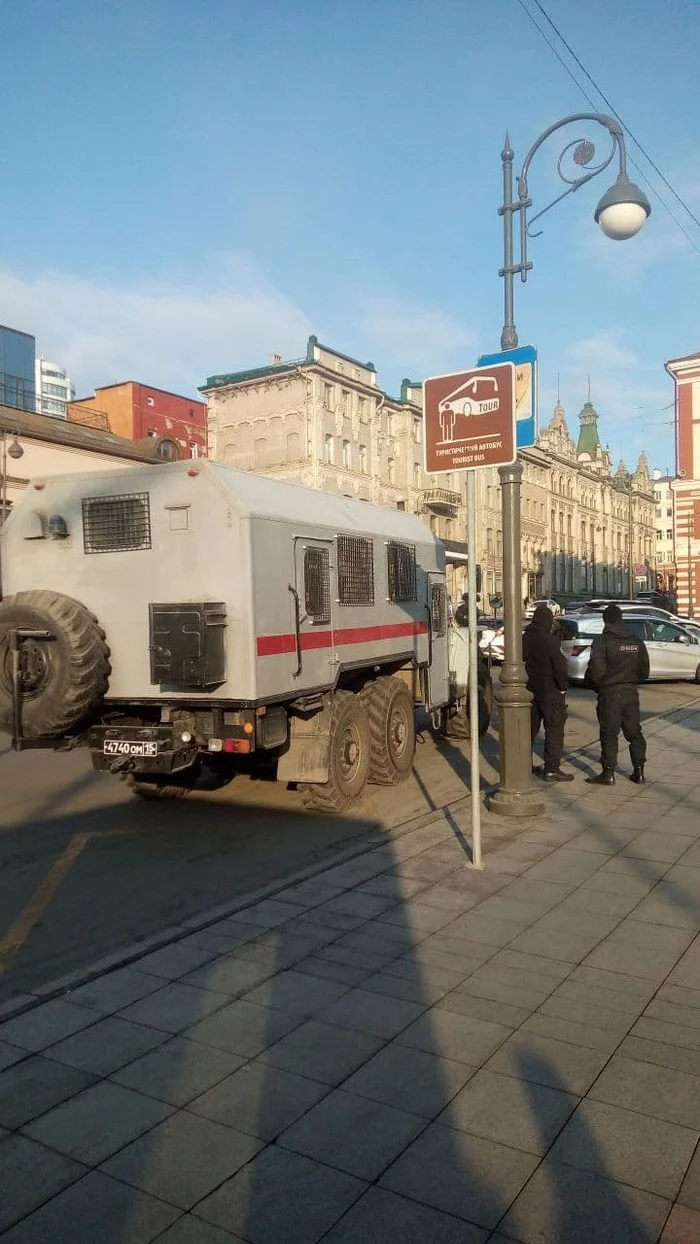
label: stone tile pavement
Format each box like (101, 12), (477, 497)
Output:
(0, 703), (700, 1241)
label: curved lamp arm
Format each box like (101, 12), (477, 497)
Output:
(499, 112), (648, 351)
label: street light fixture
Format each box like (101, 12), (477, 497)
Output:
(489, 113), (650, 819)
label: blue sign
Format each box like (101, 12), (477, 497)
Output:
(477, 345), (538, 449)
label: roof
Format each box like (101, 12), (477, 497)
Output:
(576, 401), (601, 457)
(200, 359), (303, 392)
(90, 381), (205, 405)
(0, 403), (168, 463)
(209, 462), (437, 544)
(306, 335), (375, 372)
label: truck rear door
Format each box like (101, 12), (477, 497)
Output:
(291, 537), (336, 689)
(426, 573), (450, 709)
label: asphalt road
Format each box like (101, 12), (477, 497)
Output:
(0, 677), (698, 1003)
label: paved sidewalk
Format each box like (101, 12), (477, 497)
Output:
(1, 704), (700, 1243)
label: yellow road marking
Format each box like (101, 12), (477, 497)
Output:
(0, 832), (90, 976)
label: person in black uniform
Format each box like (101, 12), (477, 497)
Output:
(522, 604), (573, 782)
(586, 603), (650, 786)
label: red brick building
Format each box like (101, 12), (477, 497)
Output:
(69, 382), (207, 457)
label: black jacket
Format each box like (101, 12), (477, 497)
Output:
(588, 620), (650, 690)
(522, 615), (569, 697)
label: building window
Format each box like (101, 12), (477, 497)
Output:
(324, 434), (334, 464)
(654, 490), (660, 502)
(656, 530), (663, 539)
(667, 529), (673, 539)
(341, 389), (351, 417)
(189, 442), (199, 458)
(323, 383), (334, 409)
(146, 397), (155, 407)
(667, 507), (672, 517)
(387, 413), (396, 437)
(656, 508), (662, 518)
(496, 529), (503, 556)
(359, 444), (367, 473)
(413, 462), (421, 488)
(414, 419), (422, 444)
(304, 547), (331, 623)
(388, 457), (396, 485)
(337, 535), (374, 606)
(342, 439), (351, 469)
(486, 528), (493, 554)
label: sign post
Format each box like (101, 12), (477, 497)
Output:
(424, 362), (524, 865)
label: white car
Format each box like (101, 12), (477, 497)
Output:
(559, 613), (700, 684)
(524, 598), (561, 619)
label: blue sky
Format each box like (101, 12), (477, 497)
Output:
(2, 0), (698, 471)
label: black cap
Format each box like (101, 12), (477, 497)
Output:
(603, 603), (623, 623)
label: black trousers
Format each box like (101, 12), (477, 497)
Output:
(531, 693), (566, 773)
(596, 686), (646, 771)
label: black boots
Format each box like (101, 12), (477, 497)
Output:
(586, 769), (616, 786)
(631, 766), (645, 784)
(543, 770), (575, 783)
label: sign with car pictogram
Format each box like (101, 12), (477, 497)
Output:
(423, 362), (516, 473)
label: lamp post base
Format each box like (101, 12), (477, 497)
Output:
(485, 670), (545, 820)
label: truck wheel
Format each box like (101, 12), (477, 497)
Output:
(0, 590), (110, 738)
(360, 676), (416, 785)
(300, 690), (371, 812)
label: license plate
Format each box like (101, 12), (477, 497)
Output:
(103, 740), (158, 757)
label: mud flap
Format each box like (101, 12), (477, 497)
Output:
(277, 697), (331, 784)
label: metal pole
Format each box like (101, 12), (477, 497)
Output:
(466, 470), (482, 867)
(500, 135), (518, 352)
(487, 461), (544, 817)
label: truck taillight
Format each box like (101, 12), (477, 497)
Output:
(571, 644), (588, 657)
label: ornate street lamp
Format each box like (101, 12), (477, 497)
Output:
(489, 114), (650, 818)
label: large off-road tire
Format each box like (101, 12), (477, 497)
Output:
(360, 676), (416, 785)
(300, 690), (371, 813)
(442, 662), (493, 740)
(0, 590), (110, 738)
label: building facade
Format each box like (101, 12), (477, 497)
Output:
(70, 382), (207, 457)
(35, 356), (75, 419)
(652, 472), (676, 597)
(202, 337), (655, 606)
(0, 324), (35, 412)
(666, 353), (700, 618)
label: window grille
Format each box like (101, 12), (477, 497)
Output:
(337, 535), (374, 606)
(82, 492), (151, 554)
(387, 542), (417, 602)
(431, 583), (446, 637)
(304, 547), (331, 623)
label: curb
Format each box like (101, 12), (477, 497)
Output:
(1, 694), (698, 1023)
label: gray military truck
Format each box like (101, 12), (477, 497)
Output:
(0, 460), (492, 809)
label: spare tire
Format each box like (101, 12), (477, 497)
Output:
(0, 591), (110, 738)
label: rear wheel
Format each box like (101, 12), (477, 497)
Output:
(300, 691), (371, 812)
(360, 676), (416, 785)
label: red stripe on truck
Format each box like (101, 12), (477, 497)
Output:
(256, 619), (428, 657)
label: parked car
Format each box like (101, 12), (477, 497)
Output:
(524, 598), (561, 619)
(580, 601), (689, 625)
(559, 613), (700, 685)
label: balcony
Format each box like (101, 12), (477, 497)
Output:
(423, 488), (461, 515)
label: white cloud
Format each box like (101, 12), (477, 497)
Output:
(0, 255), (313, 398)
(354, 299), (476, 378)
(540, 329), (673, 469)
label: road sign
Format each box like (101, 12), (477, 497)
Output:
(423, 362), (516, 474)
(477, 345), (538, 449)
